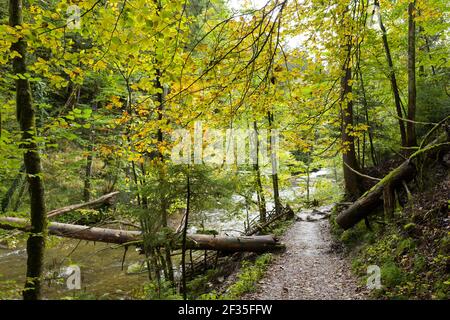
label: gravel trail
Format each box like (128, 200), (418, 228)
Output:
(242, 214), (367, 300)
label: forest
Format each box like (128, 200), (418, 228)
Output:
(0, 0), (448, 301)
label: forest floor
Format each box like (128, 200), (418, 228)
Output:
(241, 210), (368, 300)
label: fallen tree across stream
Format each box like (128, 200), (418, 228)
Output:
(0, 217), (285, 252)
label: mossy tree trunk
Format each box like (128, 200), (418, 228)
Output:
(9, 0), (47, 300)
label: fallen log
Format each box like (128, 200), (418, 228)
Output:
(0, 217), (140, 244)
(336, 161), (415, 229)
(336, 133), (450, 229)
(0, 217), (284, 252)
(185, 234), (283, 252)
(47, 191), (120, 218)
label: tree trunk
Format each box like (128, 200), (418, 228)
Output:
(253, 121), (267, 222)
(154, 68), (174, 283)
(181, 172), (190, 300)
(267, 111), (281, 215)
(184, 234), (284, 252)
(375, 0), (407, 147)
(306, 165), (310, 203)
(341, 37), (361, 199)
(83, 138), (94, 202)
(383, 182), (395, 218)
(336, 161), (415, 229)
(407, 1), (417, 148)
(359, 70), (377, 166)
(0, 217), (285, 252)
(9, 0), (47, 300)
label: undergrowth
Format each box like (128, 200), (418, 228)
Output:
(198, 253), (273, 300)
(330, 172), (449, 300)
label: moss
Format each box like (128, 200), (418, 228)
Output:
(220, 253), (272, 300)
(339, 221), (368, 247)
(339, 215), (448, 299)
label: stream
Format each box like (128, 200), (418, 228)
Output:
(0, 169), (332, 299)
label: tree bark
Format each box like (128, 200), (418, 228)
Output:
(9, 0), (47, 300)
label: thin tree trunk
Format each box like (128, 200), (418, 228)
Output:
(361, 132), (366, 169)
(375, 0), (407, 147)
(358, 70), (377, 166)
(138, 162), (148, 208)
(155, 67), (174, 283)
(267, 111), (281, 215)
(253, 121), (266, 222)
(423, 34), (436, 76)
(156, 247), (168, 281)
(130, 161), (141, 206)
(83, 142), (94, 202)
(9, 0), (47, 300)
(383, 182), (395, 218)
(181, 172), (191, 300)
(407, 1), (417, 148)
(341, 36), (361, 199)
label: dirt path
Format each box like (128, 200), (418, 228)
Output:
(242, 210), (367, 300)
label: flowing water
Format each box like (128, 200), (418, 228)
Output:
(0, 169), (332, 299)
(188, 168), (332, 236)
(0, 238), (149, 299)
